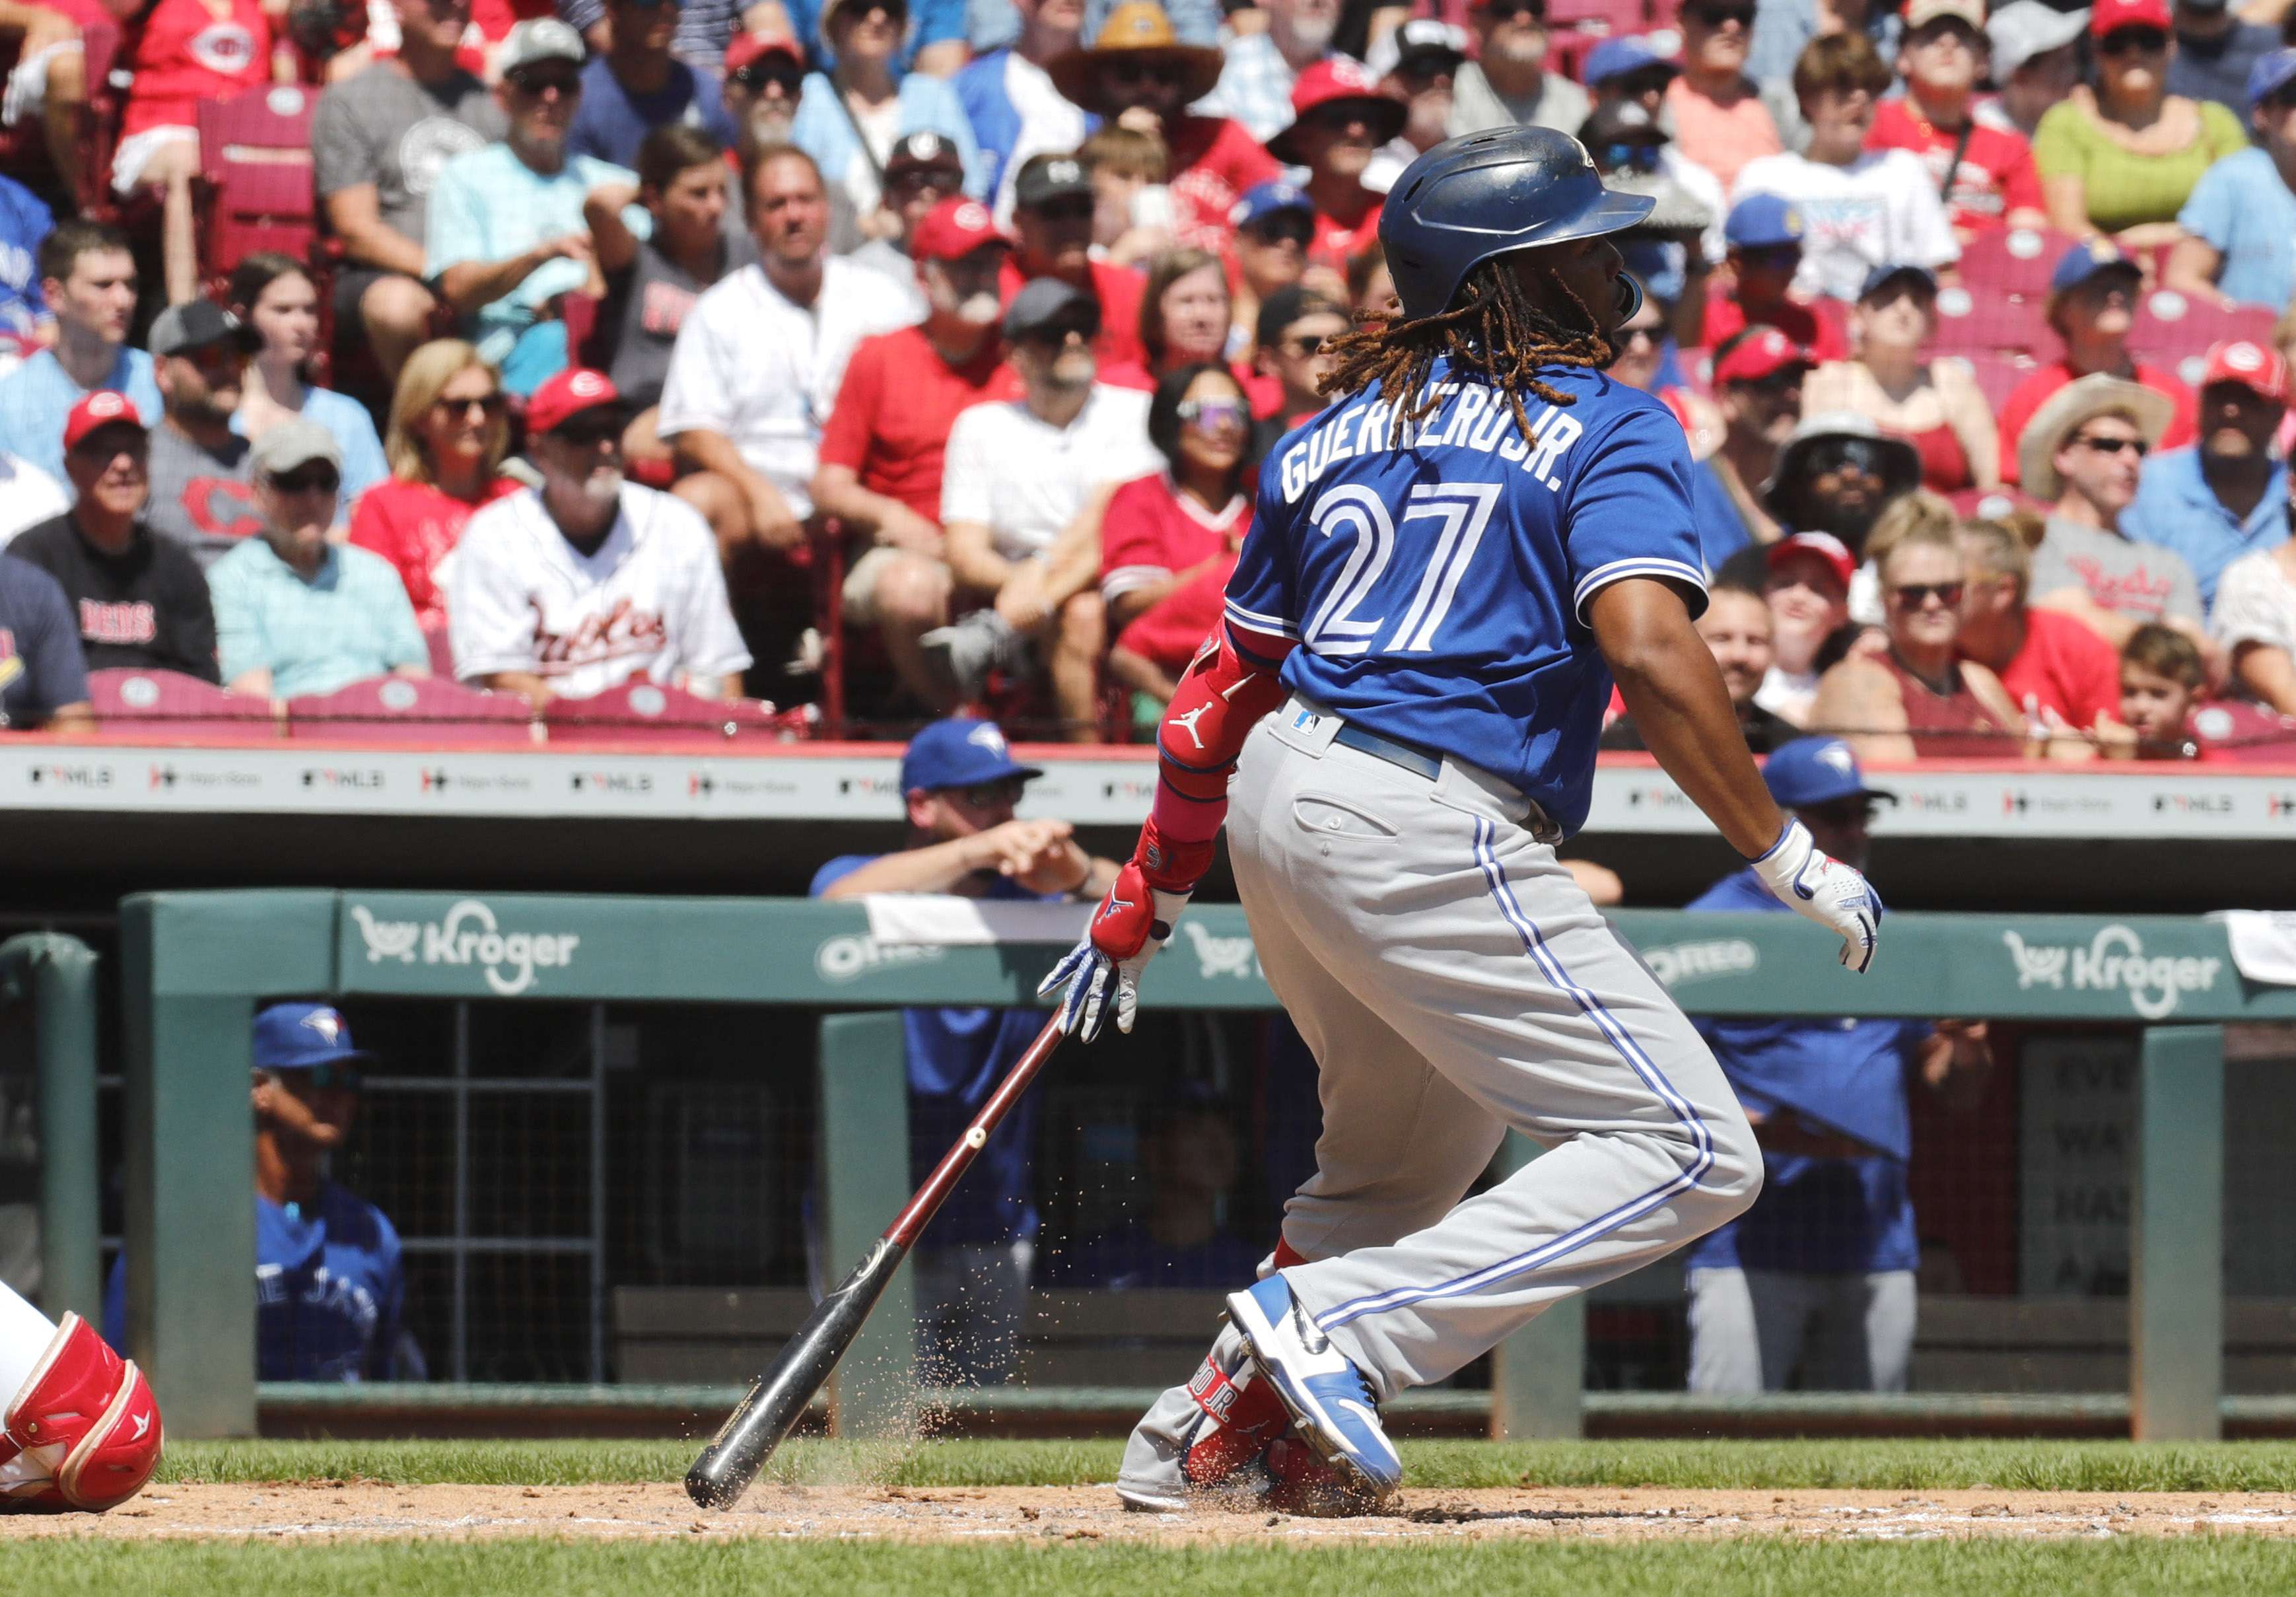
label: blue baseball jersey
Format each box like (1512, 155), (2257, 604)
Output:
(1224, 356), (1708, 837)
(1681, 867), (1930, 1276)
(104, 1184), (407, 1380)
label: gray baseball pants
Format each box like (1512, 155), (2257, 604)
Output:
(1121, 701), (1762, 1503)
(1686, 1265), (1917, 1394)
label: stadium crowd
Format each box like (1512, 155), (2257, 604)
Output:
(0, 0), (2286, 756)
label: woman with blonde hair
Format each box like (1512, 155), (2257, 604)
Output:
(347, 340), (521, 668)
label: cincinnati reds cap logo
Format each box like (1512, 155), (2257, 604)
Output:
(952, 200), (991, 232)
(2221, 341), (2266, 373)
(569, 371), (609, 399)
(905, 131), (947, 160)
(85, 392), (128, 419)
(1329, 58), (1377, 90)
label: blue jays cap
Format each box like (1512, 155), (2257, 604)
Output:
(253, 1002), (374, 1073)
(1585, 34), (1678, 87)
(2050, 237), (2141, 297)
(1762, 737), (1898, 810)
(2248, 46), (2296, 108)
(900, 717), (1043, 795)
(1230, 180), (1315, 231)
(1724, 193), (1804, 249)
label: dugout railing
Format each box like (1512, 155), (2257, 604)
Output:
(90, 892), (2295, 1440)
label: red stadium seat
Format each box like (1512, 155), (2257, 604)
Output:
(1956, 224), (2085, 303)
(1950, 349), (2046, 412)
(89, 668), (279, 738)
(2126, 292), (2280, 388)
(285, 676), (537, 742)
(196, 82), (320, 292)
(541, 680), (794, 745)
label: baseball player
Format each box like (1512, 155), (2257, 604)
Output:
(0, 1281), (160, 1510)
(1041, 125), (1883, 1513)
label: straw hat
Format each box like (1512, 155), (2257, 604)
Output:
(1047, 1), (1226, 116)
(2017, 373), (2174, 502)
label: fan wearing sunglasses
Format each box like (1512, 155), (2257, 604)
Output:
(2033, 0), (2246, 244)
(1249, 282), (1349, 447)
(1265, 59), (1402, 277)
(1731, 34), (1959, 305)
(788, 0), (983, 227)
(2020, 373), (2211, 666)
(207, 419), (431, 701)
(98, 1003), (413, 1386)
(1666, 0), (1782, 192)
(1448, 0), (1589, 143)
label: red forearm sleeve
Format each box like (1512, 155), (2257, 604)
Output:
(1134, 624), (1292, 890)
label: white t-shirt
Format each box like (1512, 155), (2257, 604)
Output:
(940, 385), (1162, 561)
(0, 450), (69, 546)
(994, 52), (1090, 225)
(1729, 149), (1959, 302)
(446, 482), (753, 699)
(2211, 550), (2296, 656)
(655, 258), (921, 519)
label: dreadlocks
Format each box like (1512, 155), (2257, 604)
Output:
(1320, 255), (1616, 450)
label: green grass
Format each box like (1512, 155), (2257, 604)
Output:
(148, 1437), (2296, 1493)
(11, 1538), (2296, 1597)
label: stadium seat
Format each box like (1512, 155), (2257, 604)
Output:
(1957, 224), (2085, 304)
(2126, 293), (2280, 388)
(285, 676), (538, 743)
(88, 667), (280, 738)
(195, 82), (320, 294)
(1955, 348), (2045, 412)
(540, 680), (795, 745)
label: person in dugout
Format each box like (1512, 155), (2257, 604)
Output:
(105, 1003), (413, 1382)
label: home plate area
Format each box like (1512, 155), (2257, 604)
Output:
(10, 1485), (2296, 1543)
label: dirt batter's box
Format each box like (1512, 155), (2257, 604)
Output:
(101, 892), (2278, 1440)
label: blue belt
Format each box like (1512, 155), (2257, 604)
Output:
(1331, 720), (1444, 782)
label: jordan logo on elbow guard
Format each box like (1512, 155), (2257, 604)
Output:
(1169, 704), (1210, 750)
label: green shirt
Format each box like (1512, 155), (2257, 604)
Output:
(2033, 96), (2248, 235)
(207, 537), (428, 700)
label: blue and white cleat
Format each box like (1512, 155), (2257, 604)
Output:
(1223, 1275), (1401, 1507)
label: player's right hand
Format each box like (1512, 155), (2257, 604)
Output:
(1037, 862), (1192, 1042)
(1749, 817), (1882, 974)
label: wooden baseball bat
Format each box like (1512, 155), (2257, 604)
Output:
(685, 1012), (1068, 1508)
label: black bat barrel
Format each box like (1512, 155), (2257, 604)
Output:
(685, 1237), (909, 1508)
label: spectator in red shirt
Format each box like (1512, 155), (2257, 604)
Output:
(347, 339), (520, 668)
(1092, 362), (1252, 708)
(1865, 0), (2050, 239)
(1700, 195), (1852, 359)
(113, 0), (273, 307)
(1000, 154), (1149, 372)
(1996, 240), (2199, 483)
(1265, 58), (1400, 279)
(1045, 1), (1279, 252)
(1104, 246), (1243, 396)
(1955, 513), (2125, 754)
(813, 199), (1022, 712)
(1228, 181), (1314, 390)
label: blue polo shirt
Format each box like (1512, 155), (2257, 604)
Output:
(2119, 445), (2291, 610)
(808, 856), (1043, 1248)
(1680, 867), (1931, 1277)
(0, 347), (162, 481)
(2177, 147), (2296, 313)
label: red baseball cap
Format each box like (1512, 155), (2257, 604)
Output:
(63, 389), (145, 452)
(2199, 338), (2291, 403)
(1764, 531), (1857, 593)
(1267, 57), (1407, 164)
(526, 368), (621, 437)
(1714, 327), (1813, 386)
(2091, 0), (2171, 35)
(724, 32), (804, 75)
(911, 197), (1010, 262)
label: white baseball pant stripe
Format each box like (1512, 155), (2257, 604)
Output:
(1226, 701), (1762, 1400)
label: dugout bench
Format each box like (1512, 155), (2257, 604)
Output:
(75, 893), (2296, 1440)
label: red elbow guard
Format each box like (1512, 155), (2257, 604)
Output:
(1156, 631), (1291, 797)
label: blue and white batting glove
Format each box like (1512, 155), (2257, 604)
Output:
(1750, 817), (1883, 974)
(1037, 862), (1193, 1041)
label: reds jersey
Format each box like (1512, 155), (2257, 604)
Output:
(1225, 357), (1706, 835)
(445, 483), (751, 699)
(123, 0), (272, 137)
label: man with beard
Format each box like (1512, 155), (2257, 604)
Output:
(449, 369), (751, 707)
(1047, 2), (1277, 251)
(929, 279), (1161, 730)
(1603, 581), (1800, 750)
(1697, 327), (1812, 553)
(1199, 0), (1342, 141)
(720, 35), (866, 253)
(1362, 20), (1465, 194)
(1761, 411), (1920, 559)
(141, 300), (265, 567)
(814, 199), (1024, 712)
(1682, 736), (1991, 1394)
(425, 20), (647, 384)
(1000, 154), (1150, 369)
(658, 146), (918, 570)
(1448, 0), (1588, 137)
(2123, 339), (2294, 610)
(2020, 373), (2205, 657)
(1266, 60), (1401, 278)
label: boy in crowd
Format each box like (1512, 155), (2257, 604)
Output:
(2118, 623), (2209, 758)
(1700, 195), (1850, 359)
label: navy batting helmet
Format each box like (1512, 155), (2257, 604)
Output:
(1379, 126), (1654, 322)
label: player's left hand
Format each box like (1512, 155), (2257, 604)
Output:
(1749, 817), (1883, 974)
(1037, 861), (1193, 1041)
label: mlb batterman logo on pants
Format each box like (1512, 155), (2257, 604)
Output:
(1040, 124), (1883, 1514)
